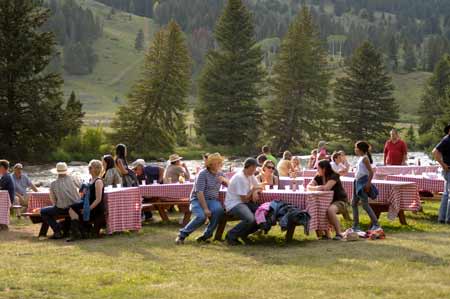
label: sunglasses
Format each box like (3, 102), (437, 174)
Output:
(265, 166), (275, 170)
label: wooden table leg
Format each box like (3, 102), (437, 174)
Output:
(398, 210), (407, 225)
(214, 216), (228, 241)
(155, 205), (170, 222)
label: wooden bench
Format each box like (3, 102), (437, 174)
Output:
(141, 198), (191, 226)
(11, 205), (23, 218)
(369, 202), (407, 225)
(214, 214), (299, 243)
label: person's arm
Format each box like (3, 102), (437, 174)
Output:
(307, 179), (319, 191)
(218, 175), (229, 187)
(432, 148), (449, 171)
(90, 180), (104, 210)
(30, 183), (38, 192)
(116, 159), (128, 175)
(239, 185), (261, 203)
(181, 163), (190, 179)
(363, 157), (374, 191)
(49, 187), (56, 205)
(158, 167), (164, 184)
(197, 192), (210, 217)
(383, 142), (388, 165)
(274, 175), (279, 186)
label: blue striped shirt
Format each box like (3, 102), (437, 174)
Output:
(191, 168), (223, 201)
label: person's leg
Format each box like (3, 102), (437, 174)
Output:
(352, 182), (360, 230)
(178, 200), (206, 240)
(226, 204), (256, 241)
(360, 196), (379, 228)
(201, 200), (225, 239)
(328, 204), (342, 236)
(40, 206), (62, 236)
(439, 171), (450, 222)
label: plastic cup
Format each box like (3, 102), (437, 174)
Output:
(265, 185), (270, 191)
(273, 185), (278, 191)
(153, 180), (158, 185)
(285, 185), (290, 191)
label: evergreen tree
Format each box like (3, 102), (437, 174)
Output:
(403, 41), (416, 72)
(64, 91), (85, 135)
(111, 21), (191, 154)
(388, 35), (398, 72)
(135, 29), (144, 51)
(263, 5), (330, 153)
(334, 41), (399, 143)
(404, 125), (417, 150)
(195, 0), (265, 150)
(0, 0), (68, 160)
(418, 54), (450, 134)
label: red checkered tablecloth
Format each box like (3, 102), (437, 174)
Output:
(105, 187), (142, 234)
(27, 188), (142, 234)
(0, 191), (11, 225)
(374, 165), (439, 176)
(139, 183), (193, 200)
(386, 175), (445, 194)
(27, 192), (54, 212)
(303, 176), (421, 220)
(219, 189), (333, 232)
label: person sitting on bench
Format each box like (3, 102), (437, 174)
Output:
(40, 162), (81, 239)
(225, 158), (262, 245)
(175, 153), (228, 244)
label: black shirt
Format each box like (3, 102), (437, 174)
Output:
(313, 173), (348, 203)
(436, 135), (450, 166)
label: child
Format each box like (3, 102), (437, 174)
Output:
(352, 141), (381, 232)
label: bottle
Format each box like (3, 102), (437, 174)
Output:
(417, 158), (421, 166)
(178, 173), (185, 184)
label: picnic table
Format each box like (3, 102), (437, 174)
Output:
(0, 191), (11, 226)
(374, 165), (439, 177)
(278, 177), (305, 189)
(302, 176), (421, 224)
(27, 187), (142, 235)
(386, 174), (445, 194)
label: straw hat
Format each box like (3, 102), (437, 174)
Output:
(51, 162), (71, 175)
(13, 163), (23, 169)
(206, 153), (224, 168)
(168, 154), (183, 163)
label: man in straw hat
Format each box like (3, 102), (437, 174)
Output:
(163, 154), (190, 184)
(40, 162), (81, 239)
(176, 153), (228, 244)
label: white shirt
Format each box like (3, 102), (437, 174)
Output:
(225, 171), (259, 211)
(355, 156), (369, 180)
(331, 162), (347, 174)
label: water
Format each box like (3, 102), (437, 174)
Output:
(22, 152), (434, 187)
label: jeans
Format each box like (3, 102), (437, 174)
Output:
(352, 180), (379, 230)
(179, 199), (224, 239)
(226, 203), (258, 240)
(40, 206), (70, 235)
(439, 171), (450, 222)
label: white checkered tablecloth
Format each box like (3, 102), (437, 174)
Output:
(105, 187), (142, 234)
(374, 165), (439, 176)
(278, 177), (305, 189)
(139, 183), (193, 200)
(218, 189), (333, 232)
(303, 176), (421, 220)
(386, 175), (445, 193)
(0, 191), (11, 225)
(27, 188), (142, 235)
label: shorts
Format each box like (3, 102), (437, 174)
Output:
(332, 201), (350, 220)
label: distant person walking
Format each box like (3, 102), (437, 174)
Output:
(384, 129), (408, 165)
(433, 125), (450, 224)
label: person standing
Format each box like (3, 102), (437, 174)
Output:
(433, 125), (450, 224)
(384, 129), (408, 165)
(0, 160), (15, 204)
(261, 145), (278, 165)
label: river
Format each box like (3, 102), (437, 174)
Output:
(19, 152), (435, 187)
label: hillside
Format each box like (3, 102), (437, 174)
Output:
(61, 0), (156, 121)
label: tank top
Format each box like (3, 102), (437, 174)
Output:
(355, 156), (369, 180)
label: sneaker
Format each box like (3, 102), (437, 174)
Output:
(175, 236), (185, 245)
(196, 235), (210, 243)
(49, 232), (63, 240)
(333, 234), (343, 241)
(225, 235), (242, 246)
(369, 224), (382, 231)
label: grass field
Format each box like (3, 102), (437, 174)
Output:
(1, 202), (450, 299)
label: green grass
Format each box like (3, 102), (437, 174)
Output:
(1, 202), (450, 298)
(63, 0), (157, 117)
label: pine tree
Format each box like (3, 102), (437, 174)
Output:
(418, 54), (450, 134)
(388, 35), (398, 72)
(64, 91), (85, 135)
(263, 5), (330, 153)
(334, 41), (399, 144)
(404, 125), (417, 150)
(135, 29), (144, 51)
(195, 0), (265, 150)
(111, 21), (191, 154)
(403, 41), (416, 72)
(0, 0), (68, 160)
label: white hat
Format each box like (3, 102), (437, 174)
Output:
(13, 163), (23, 169)
(168, 154), (183, 163)
(132, 159), (146, 169)
(53, 162), (71, 175)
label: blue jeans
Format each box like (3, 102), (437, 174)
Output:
(226, 203), (258, 240)
(179, 199), (224, 239)
(40, 206), (70, 235)
(439, 171), (450, 222)
(352, 180), (379, 230)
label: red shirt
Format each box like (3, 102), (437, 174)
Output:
(384, 139), (407, 165)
